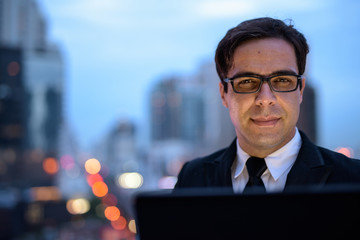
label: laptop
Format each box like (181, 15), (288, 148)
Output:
(134, 185), (360, 240)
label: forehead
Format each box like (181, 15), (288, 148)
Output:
(229, 38), (298, 76)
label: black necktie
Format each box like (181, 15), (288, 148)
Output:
(243, 157), (267, 193)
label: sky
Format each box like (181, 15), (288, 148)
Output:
(37, 0), (360, 155)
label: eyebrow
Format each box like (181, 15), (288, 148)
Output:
(229, 70), (298, 79)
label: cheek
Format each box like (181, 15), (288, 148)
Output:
(227, 96), (252, 120)
(280, 95), (301, 118)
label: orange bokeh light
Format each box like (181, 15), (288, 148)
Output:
(92, 181), (108, 197)
(85, 158), (101, 174)
(42, 157), (59, 175)
(336, 147), (353, 158)
(86, 173), (104, 186)
(104, 206), (121, 221)
(111, 216), (127, 230)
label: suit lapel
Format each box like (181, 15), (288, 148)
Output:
(205, 139), (237, 188)
(285, 131), (332, 189)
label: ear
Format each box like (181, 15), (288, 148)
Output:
(219, 82), (229, 108)
(299, 76), (306, 104)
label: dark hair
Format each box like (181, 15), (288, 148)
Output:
(215, 17), (309, 92)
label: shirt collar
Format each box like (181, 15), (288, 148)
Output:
(233, 128), (302, 181)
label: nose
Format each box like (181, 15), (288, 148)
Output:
(255, 82), (276, 106)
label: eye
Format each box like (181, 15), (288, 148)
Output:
(239, 79), (254, 84)
(233, 77), (260, 91)
(236, 77), (259, 84)
(273, 77), (291, 82)
(270, 75), (298, 91)
(271, 76), (296, 85)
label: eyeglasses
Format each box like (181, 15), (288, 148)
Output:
(224, 74), (302, 94)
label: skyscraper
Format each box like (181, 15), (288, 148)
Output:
(0, 0), (64, 187)
(0, 47), (26, 185)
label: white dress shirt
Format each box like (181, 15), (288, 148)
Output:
(231, 128), (302, 193)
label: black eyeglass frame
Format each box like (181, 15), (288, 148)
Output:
(224, 74), (303, 94)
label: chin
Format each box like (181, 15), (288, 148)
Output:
(255, 128), (295, 149)
(248, 131), (286, 149)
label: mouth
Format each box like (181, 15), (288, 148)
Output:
(251, 116), (280, 127)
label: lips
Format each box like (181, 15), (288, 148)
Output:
(251, 116), (280, 127)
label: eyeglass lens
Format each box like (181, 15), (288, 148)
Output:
(232, 75), (298, 93)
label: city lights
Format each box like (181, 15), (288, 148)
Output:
(29, 186), (62, 201)
(42, 157), (59, 175)
(60, 154), (75, 170)
(85, 158), (101, 174)
(335, 147), (354, 158)
(92, 181), (108, 197)
(158, 176), (178, 189)
(7, 61), (20, 76)
(118, 172), (143, 189)
(66, 198), (90, 215)
(104, 206), (121, 221)
(128, 219), (137, 234)
(101, 193), (118, 206)
(86, 173), (104, 187)
(110, 216), (127, 230)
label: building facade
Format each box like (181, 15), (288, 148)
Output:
(0, 0), (64, 187)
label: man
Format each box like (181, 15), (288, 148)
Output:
(174, 17), (360, 193)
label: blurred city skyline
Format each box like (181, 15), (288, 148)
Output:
(1, 0), (360, 238)
(37, 0), (360, 154)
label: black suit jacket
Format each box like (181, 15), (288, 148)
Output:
(175, 131), (360, 191)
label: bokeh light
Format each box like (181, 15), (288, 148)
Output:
(128, 219), (137, 234)
(42, 157), (59, 175)
(60, 154), (75, 170)
(30, 186), (61, 201)
(102, 193), (118, 206)
(92, 181), (108, 197)
(85, 158), (101, 174)
(118, 172), (143, 189)
(111, 216), (127, 230)
(66, 198), (90, 215)
(7, 61), (20, 76)
(104, 206), (120, 221)
(335, 147), (354, 158)
(158, 176), (178, 189)
(86, 173), (104, 187)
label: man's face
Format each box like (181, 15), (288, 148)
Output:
(219, 38), (305, 157)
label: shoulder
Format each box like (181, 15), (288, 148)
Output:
(300, 130), (360, 173)
(174, 148), (226, 188)
(174, 138), (238, 189)
(318, 146), (360, 181)
(184, 148), (227, 168)
(292, 131), (360, 184)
